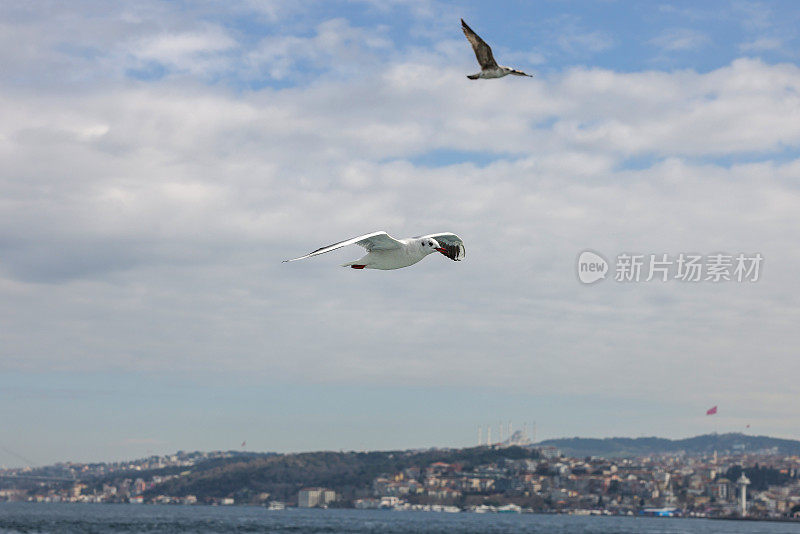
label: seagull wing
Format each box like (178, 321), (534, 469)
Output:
(414, 232), (466, 261)
(461, 19), (498, 70)
(284, 231), (403, 262)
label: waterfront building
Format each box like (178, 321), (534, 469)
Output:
(298, 487), (336, 508)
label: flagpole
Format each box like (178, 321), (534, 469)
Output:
(706, 405), (718, 435)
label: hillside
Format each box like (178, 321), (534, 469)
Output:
(144, 446), (540, 503)
(537, 433), (800, 458)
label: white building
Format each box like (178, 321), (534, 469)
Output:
(298, 488), (336, 508)
(737, 473), (750, 517)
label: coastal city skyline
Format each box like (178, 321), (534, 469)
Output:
(2, 0), (800, 468)
(2, 432), (799, 520)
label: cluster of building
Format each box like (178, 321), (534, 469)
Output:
(3, 442), (800, 520)
(0, 477), (200, 505)
(0, 450), (241, 505)
(360, 447), (800, 518)
(0, 450), (229, 481)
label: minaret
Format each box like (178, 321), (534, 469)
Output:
(478, 426), (482, 447)
(737, 473), (750, 517)
(487, 426), (491, 446)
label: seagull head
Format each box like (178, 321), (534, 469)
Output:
(420, 238), (446, 255)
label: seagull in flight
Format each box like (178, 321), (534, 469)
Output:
(284, 231), (465, 270)
(461, 19), (532, 80)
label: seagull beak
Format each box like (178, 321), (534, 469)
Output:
(436, 247), (447, 254)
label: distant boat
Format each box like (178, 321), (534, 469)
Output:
(266, 501), (285, 510)
(641, 507), (679, 517)
(496, 503), (522, 513)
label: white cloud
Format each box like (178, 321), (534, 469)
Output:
(2, 59), (799, 402)
(547, 15), (614, 56)
(740, 37), (783, 52)
(243, 18), (393, 80)
(1, 1), (800, 445)
(732, 0), (774, 33)
(131, 27), (238, 75)
(650, 28), (710, 52)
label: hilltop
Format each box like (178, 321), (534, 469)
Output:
(536, 432), (800, 458)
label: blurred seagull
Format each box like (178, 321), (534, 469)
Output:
(284, 231), (465, 270)
(461, 18), (532, 80)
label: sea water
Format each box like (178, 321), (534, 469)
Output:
(0, 503), (797, 534)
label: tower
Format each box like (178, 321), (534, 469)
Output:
(737, 473), (750, 517)
(478, 426), (482, 446)
(487, 426), (491, 446)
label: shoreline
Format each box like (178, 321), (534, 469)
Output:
(2, 501), (798, 523)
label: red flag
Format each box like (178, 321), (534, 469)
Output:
(706, 406), (717, 415)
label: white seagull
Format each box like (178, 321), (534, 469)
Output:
(461, 18), (532, 80)
(284, 231), (465, 270)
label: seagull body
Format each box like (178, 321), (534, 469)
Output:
(284, 231), (465, 270)
(461, 19), (532, 80)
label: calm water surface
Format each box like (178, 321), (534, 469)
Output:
(0, 503), (796, 534)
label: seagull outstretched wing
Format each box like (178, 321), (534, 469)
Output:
(284, 231), (403, 262)
(414, 232), (465, 261)
(461, 19), (498, 70)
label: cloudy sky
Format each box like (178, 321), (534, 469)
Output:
(1, 0), (799, 466)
